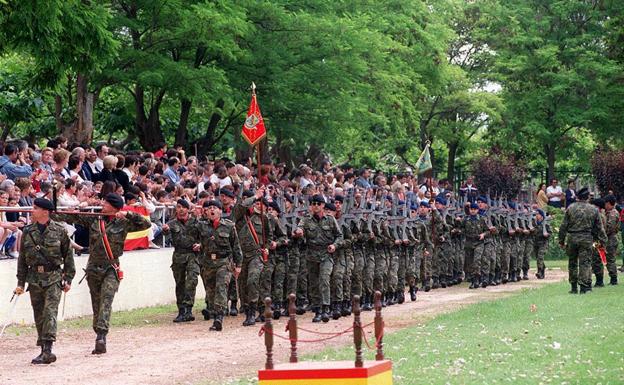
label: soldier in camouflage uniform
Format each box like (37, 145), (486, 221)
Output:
(432, 197), (452, 288)
(219, 188), (240, 316)
(559, 187), (607, 294)
(296, 194), (343, 323)
(232, 188), (272, 326)
(407, 203), (433, 300)
(604, 195), (620, 285)
(417, 201), (433, 291)
(589, 198), (607, 286)
(259, 201), (287, 320)
(521, 206), (534, 280)
(532, 209), (551, 279)
(361, 208), (377, 310)
(457, 203), (490, 289)
(15, 198), (75, 364)
(350, 197), (367, 308)
(282, 195), (303, 316)
(53, 193), (150, 354)
(477, 196), (497, 287)
(334, 196), (355, 316)
(326, 202), (346, 319)
(193, 200), (242, 331)
(161, 199), (200, 323)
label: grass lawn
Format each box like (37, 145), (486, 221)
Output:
(300, 280), (624, 385)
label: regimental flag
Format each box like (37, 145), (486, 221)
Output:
(123, 204), (150, 251)
(241, 84), (266, 146)
(415, 143), (433, 175)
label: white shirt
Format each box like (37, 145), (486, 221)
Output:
(94, 158), (104, 172)
(546, 185), (563, 201)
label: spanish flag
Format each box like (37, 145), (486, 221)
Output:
(123, 205), (150, 250)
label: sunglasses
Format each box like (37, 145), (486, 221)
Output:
(311, 202), (324, 206)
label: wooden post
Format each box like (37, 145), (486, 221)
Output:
(264, 297), (274, 370)
(374, 291), (385, 361)
(288, 293), (298, 363)
(353, 295), (363, 368)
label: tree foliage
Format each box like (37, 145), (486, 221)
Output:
(591, 148), (624, 201)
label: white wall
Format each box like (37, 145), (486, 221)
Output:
(0, 248), (206, 325)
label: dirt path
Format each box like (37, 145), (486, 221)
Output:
(0, 270), (567, 385)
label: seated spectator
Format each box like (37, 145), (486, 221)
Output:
(0, 142), (33, 180)
(0, 190), (23, 259)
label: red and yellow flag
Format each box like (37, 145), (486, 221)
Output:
(241, 85), (266, 146)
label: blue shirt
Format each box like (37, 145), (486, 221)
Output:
(0, 155), (33, 180)
(163, 167), (180, 185)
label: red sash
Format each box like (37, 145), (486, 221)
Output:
(100, 219), (124, 280)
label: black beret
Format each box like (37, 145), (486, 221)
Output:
(325, 202), (336, 211)
(219, 189), (235, 198)
(33, 198), (54, 211)
(334, 195), (344, 203)
(242, 190), (255, 198)
(203, 200), (222, 209)
(105, 193), (124, 210)
(124, 192), (138, 202)
(311, 194), (325, 204)
(176, 199), (190, 209)
(577, 187), (590, 200)
(268, 201), (281, 213)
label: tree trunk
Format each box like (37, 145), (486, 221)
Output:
(134, 85), (166, 151)
(0, 123), (10, 142)
(447, 141), (458, 184)
(545, 143), (556, 183)
(62, 74), (94, 145)
(54, 95), (63, 130)
(194, 99), (226, 157)
(175, 98), (192, 148)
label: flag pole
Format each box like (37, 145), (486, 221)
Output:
(251, 82), (268, 253)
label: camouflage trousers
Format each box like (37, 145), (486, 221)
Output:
(342, 248), (354, 302)
(567, 238), (593, 289)
(387, 245), (401, 292)
(452, 238), (464, 277)
(331, 250), (346, 302)
(286, 244), (300, 299)
(296, 250), (308, 303)
(86, 265), (120, 334)
(501, 238), (512, 277)
(351, 245), (365, 297)
(405, 246), (420, 287)
(464, 242), (485, 278)
(307, 257), (333, 308)
(481, 242), (495, 277)
(239, 251), (264, 307)
(227, 275), (238, 305)
(397, 245), (408, 291)
(420, 246), (432, 287)
(200, 260), (232, 312)
(171, 253), (200, 309)
(522, 238), (533, 274)
(29, 281), (62, 344)
(260, 251), (287, 304)
(362, 243), (376, 295)
(373, 246), (387, 293)
(533, 241), (548, 273)
(433, 242), (452, 279)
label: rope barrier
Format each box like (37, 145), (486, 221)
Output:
(260, 320), (380, 347)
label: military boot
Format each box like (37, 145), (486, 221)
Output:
(209, 311), (224, 331)
(580, 284), (592, 294)
(243, 305), (256, 326)
(423, 279), (431, 292)
(397, 289), (405, 304)
(295, 299), (306, 315)
(229, 301), (238, 317)
(92, 332), (107, 355)
(342, 300), (351, 316)
(272, 301), (281, 320)
(594, 274), (605, 287)
(569, 283), (578, 294)
(508, 271), (515, 282)
(381, 293), (387, 307)
(201, 308), (212, 321)
(387, 291), (397, 306)
(440, 276), (447, 288)
(32, 341), (56, 364)
(522, 270), (529, 280)
(362, 294), (373, 311)
(312, 307), (322, 323)
(432, 277), (440, 289)
(321, 305), (331, 323)
(469, 277), (479, 289)
(409, 285), (418, 301)
(173, 307), (185, 323)
(31, 345), (44, 364)
(456, 273), (463, 284)
(610, 275), (618, 285)
(489, 273), (498, 286)
(331, 302), (342, 320)
(502, 273), (508, 284)
(255, 305), (265, 323)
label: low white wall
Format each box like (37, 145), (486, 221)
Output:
(0, 248), (206, 325)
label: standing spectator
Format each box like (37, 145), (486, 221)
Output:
(459, 176), (478, 203)
(546, 178), (564, 208)
(565, 180), (577, 208)
(536, 183), (548, 209)
(0, 143), (33, 180)
(164, 157), (181, 185)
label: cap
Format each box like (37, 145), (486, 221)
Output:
(105, 193), (124, 210)
(203, 200), (223, 209)
(176, 199), (190, 209)
(33, 198), (54, 211)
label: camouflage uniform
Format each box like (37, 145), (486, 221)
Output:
(163, 216), (200, 317)
(53, 212), (150, 336)
(532, 219), (551, 278)
(259, 216), (288, 314)
(458, 214), (489, 287)
(418, 214), (433, 289)
(232, 197), (272, 321)
(559, 200), (607, 292)
(432, 209), (452, 287)
(479, 210), (495, 284)
(361, 215), (377, 302)
(194, 218), (242, 321)
(604, 208), (620, 283)
(17, 221), (75, 346)
(499, 212), (513, 283)
(300, 213), (343, 319)
(350, 218), (365, 299)
(522, 215), (534, 279)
